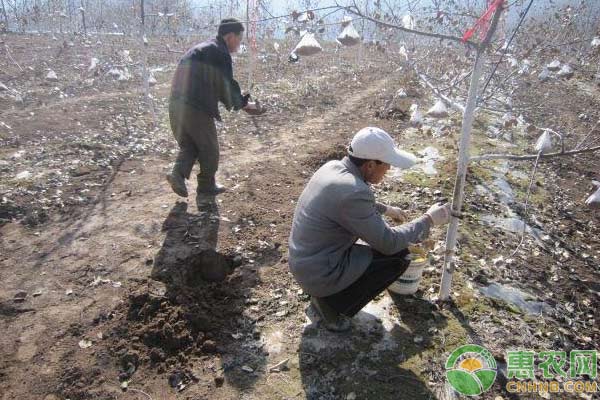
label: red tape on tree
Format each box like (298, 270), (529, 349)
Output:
(462, 0), (504, 43)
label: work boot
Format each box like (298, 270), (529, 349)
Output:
(310, 296), (352, 332)
(166, 172), (188, 197)
(197, 175), (227, 195)
(196, 193), (217, 210)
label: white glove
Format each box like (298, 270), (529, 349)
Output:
(384, 206), (408, 223)
(425, 203), (451, 226)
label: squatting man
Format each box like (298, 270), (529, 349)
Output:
(288, 127), (451, 332)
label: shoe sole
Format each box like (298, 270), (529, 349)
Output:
(166, 174), (188, 197)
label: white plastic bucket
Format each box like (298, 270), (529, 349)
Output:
(388, 257), (427, 295)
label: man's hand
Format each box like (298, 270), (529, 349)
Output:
(425, 203), (451, 226)
(243, 100), (267, 115)
(384, 206), (408, 223)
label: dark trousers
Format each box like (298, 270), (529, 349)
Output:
(321, 248), (411, 317)
(169, 99), (219, 186)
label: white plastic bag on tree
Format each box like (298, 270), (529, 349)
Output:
(518, 59), (531, 75)
(46, 70), (58, 81)
(88, 57), (99, 72)
(120, 50), (133, 63)
(409, 104), (423, 127)
(395, 88), (407, 98)
(109, 67), (130, 82)
(148, 71), (157, 86)
(399, 45), (408, 60)
(296, 11), (314, 23)
(337, 22), (360, 46)
(427, 100), (449, 118)
(293, 33), (322, 56)
(586, 181), (600, 209)
(547, 60), (561, 71)
(402, 14), (415, 30)
(534, 130), (552, 154)
(538, 67), (550, 82)
(557, 64), (574, 79)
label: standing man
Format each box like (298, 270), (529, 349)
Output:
(288, 127), (451, 332)
(167, 18), (263, 202)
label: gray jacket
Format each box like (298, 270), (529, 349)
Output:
(288, 156), (432, 297)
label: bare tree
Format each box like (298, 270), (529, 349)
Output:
(438, 3), (505, 301)
(1, 0), (9, 31)
(79, 0), (86, 35)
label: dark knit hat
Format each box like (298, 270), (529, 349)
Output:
(218, 18), (244, 36)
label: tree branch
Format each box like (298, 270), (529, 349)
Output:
(470, 145), (600, 162)
(415, 67), (466, 113)
(3, 43), (23, 72)
(337, 3), (477, 48)
(574, 120), (600, 151)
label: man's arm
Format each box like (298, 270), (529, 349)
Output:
(220, 76), (247, 111)
(208, 49), (246, 111)
(338, 190), (432, 255)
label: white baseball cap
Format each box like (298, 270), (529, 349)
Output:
(348, 127), (416, 169)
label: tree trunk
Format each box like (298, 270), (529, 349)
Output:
(0, 0), (9, 32)
(140, 0), (156, 123)
(80, 0), (86, 35)
(438, 4), (505, 301)
(246, 0), (249, 42)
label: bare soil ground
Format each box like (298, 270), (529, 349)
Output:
(1, 33), (599, 400)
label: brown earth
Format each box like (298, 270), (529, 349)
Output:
(1, 32), (599, 400)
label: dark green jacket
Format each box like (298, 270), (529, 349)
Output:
(170, 36), (247, 121)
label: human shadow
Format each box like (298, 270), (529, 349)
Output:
(299, 293), (448, 399)
(152, 199), (229, 284)
(114, 200), (268, 393)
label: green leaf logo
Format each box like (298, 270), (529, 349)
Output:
(446, 344), (497, 396)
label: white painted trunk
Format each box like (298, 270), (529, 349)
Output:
(139, 0), (155, 123)
(438, 49), (486, 301)
(438, 6), (504, 301)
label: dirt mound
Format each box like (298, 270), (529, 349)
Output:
(105, 275), (257, 388)
(57, 366), (110, 400)
(113, 289), (219, 370)
(302, 143), (349, 170)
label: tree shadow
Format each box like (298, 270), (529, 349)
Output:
(32, 156), (127, 269)
(444, 302), (521, 400)
(299, 293), (449, 399)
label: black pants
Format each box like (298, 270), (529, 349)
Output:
(169, 99), (219, 185)
(321, 248), (411, 317)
